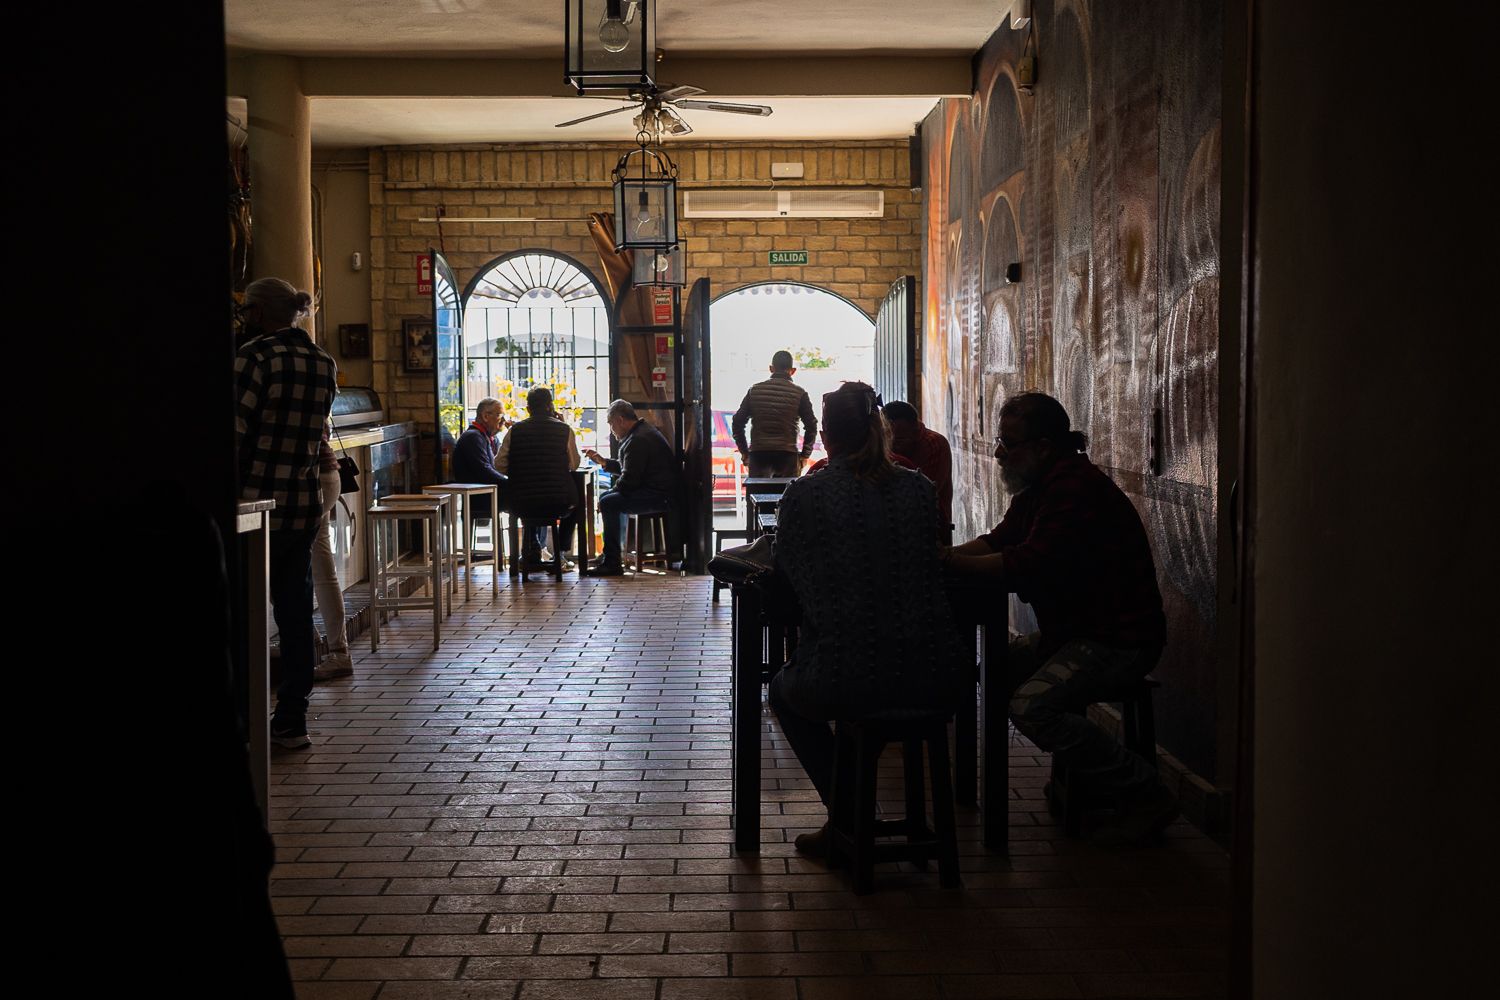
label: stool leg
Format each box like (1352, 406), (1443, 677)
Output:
(461, 497), (473, 603)
(1139, 695), (1158, 773)
(489, 492), (499, 600)
(903, 737), (930, 868)
(852, 730), (879, 895)
(369, 516), (380, 652)
(926, 726), (960, 889)
(428, 516), (441, 650)
(552, 520), (563, 578)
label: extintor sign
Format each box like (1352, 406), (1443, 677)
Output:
(416, 253), (433, 295)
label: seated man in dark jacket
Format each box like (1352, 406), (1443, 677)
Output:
(496, 386), (581, 567)
(770, 382), (966, 861)
(945, 392), (1174, 846)
(583, 399), (679, 576)
(450, 397), (510, 548)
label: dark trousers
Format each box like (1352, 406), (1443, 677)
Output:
(768, 670), (839, 807)
(269, 527), (318, 720)
(598, 488), (672, 563)
(748, 451), (802, 478)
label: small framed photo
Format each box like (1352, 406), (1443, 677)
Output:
(338, 323), (370, 358)
(402, 318), (435, 373)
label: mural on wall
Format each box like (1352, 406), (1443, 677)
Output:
(923, 0), (1222, 778)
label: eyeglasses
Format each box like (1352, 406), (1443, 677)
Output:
(995, 435), (1033, 454)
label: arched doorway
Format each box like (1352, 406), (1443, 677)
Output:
(708, 282), (876, 514)
(457, 250), (614, 454)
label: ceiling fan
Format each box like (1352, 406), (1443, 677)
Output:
(554, 84), (772, 138)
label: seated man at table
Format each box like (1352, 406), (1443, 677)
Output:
(496, 386), (581, 569)
(768, 382), (966, 861)
(451, 396), (510, 556)
(944, 391), (1174, 846)
(883, 400), (954, 541)
(583, 399), (679, 576)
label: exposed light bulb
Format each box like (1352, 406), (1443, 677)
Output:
(598, 1), (636, 53)
(634, 189), (656, 236)
(599, 17), (630, 53)
(653, 252), (672, 273)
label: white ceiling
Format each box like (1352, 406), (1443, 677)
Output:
(227, 0), (1013, 145)
(306, 96), (939, 147)
(226, 1), (1006, 57)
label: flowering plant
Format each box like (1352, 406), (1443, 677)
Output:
(792, 346), (836, 368)
(493, 375), (586, 435)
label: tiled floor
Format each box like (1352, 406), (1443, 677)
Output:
(270, 571), (1230, 1000)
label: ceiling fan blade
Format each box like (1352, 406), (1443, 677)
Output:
(555, 104), (636, 128)
(658, 85), (706, 102)
(671, 100), (773, 117)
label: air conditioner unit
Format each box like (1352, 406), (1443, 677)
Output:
(682, 189), (884, 219)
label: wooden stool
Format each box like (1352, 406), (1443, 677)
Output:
(827, 710), (960, 895)
(424, 483), (500, 603)
(386, 493), (455, 617)
(626, 510), (670, 575)
(507, 510), (571, 582)
(1047, 677), (1160, 836)
(367, 501), (444, 651)
(711, 528), (754, 603)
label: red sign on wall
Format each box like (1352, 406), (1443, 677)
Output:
(416, 253), (433, 295)
(651, 289), (673, 326)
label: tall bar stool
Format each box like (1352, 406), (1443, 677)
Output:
(506, 507), (573, 582)
(367, 499), (444, 652)
(625, 510), (671, 575)
(1046, 678), (1161, 836)
(827, 709), (960, 895)
(424, 483), (500, 602)
(382, 494), (455, 617)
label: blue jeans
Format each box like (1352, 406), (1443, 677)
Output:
(1006, 633), (1162, 797)
(270, 527), (319, 721)
(597, 488), (671, 563)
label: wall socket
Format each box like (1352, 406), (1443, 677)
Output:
(771, 162), (804, 179)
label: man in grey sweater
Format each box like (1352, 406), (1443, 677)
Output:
(732, 350), (818, 478)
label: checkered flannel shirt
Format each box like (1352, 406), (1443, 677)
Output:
(235, 328), (338, 531)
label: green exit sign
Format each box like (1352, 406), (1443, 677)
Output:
(768, 250), (808, 266)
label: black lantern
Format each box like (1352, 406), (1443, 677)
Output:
(631, 245), (685, 287)
(564, 0), (656, 95)
(612, 142), (678, 252)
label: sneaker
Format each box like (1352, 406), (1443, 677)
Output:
(1089, 782), (1179, 848)
(270, 717), (311, 750)
(313, 652), (354, 682)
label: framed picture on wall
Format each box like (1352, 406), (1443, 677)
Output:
(338, 323), (370, 358)
(402, 318), (435, 373)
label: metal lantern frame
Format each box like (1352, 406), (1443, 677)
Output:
(564, 0), (657, 95)
(611, 140), (679, 253)
(632, 244), (685, 287)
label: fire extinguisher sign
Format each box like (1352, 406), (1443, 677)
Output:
(417, 254), (433, 295)
(651, 289), (673, 326)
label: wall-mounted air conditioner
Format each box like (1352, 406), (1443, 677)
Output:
(682, 189), (884, 219)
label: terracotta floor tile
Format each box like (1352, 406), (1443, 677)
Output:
(268, 574), (1228, 1000)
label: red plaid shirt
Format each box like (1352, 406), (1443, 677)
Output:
(981, 453), (1165, 656)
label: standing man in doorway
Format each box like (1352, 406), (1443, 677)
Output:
(732, 350), (818, 478)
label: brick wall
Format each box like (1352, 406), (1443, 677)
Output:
(366, 140), (919, 474)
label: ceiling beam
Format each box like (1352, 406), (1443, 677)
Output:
(227, 55), (971, 100)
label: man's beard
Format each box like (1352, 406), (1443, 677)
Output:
(1001, 465), (1036, 494)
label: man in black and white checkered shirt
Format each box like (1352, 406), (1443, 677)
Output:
(235, 277), (338, 749)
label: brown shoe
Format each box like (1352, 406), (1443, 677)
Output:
(793, 822), (844, 867)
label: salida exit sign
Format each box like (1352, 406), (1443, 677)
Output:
(768, 250), (808, 266)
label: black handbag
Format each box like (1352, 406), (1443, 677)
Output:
(708, 535), (775, 586)
(331, 426), (361, 495)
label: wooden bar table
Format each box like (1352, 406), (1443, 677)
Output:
(236, 499), (275, 824)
